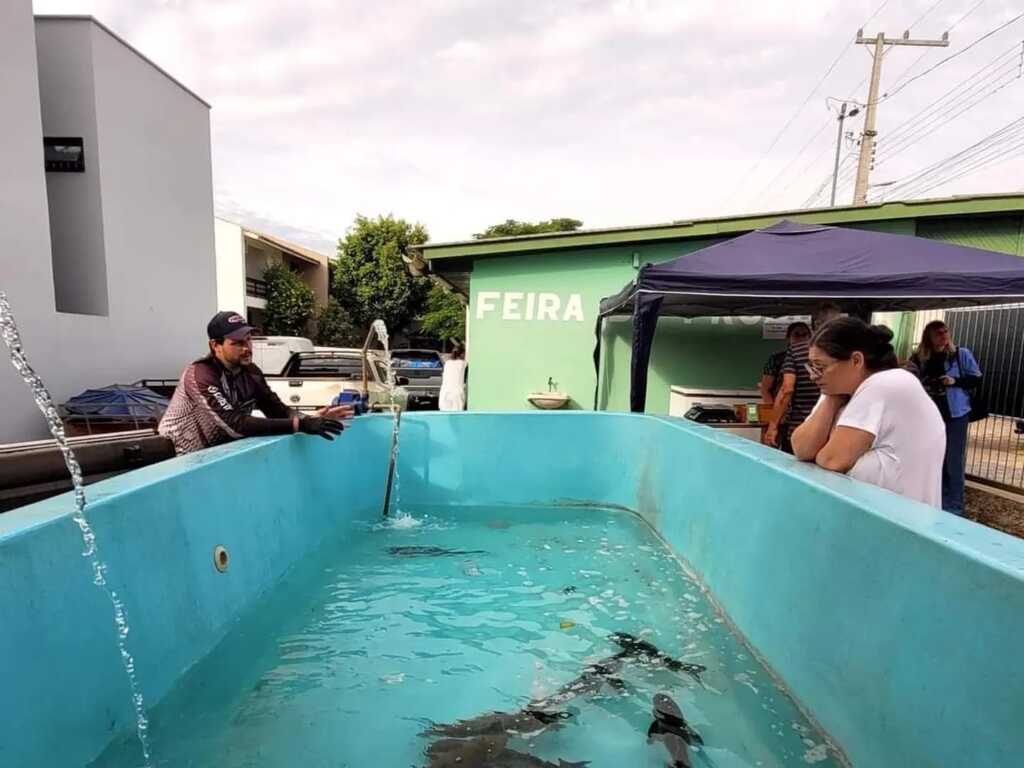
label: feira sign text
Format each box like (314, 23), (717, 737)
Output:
(475, 291), (585, 322)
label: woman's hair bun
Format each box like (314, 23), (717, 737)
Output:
(869, 324), (894, 343)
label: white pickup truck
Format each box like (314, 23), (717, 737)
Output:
(265, 350), (409, 413)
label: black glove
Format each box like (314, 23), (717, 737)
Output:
(299, 417), (344, 441)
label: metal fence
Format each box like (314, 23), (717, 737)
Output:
(944, 305), (1024, 491)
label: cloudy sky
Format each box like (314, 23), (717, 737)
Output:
(32, 0), (1024, 253)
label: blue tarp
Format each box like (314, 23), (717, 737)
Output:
(63, 384), (169, 419)
(596, 220), (1024, 412)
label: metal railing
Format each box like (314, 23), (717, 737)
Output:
(945, 304), (1024, 491)
(246, 277), (268, 298)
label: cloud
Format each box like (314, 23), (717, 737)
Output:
(32, 0), (1024, 241)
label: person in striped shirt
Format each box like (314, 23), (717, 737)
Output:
(765, 322), (817, 454)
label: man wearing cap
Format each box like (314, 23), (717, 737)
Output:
(158, 311), (348, 455)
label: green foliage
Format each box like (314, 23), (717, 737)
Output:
(315, 297), (362, 347)
(332, 215), (430, 332)
(420, 284), (465, 343)
(262, 262), (316, 336)
(473, 218), (583, 239)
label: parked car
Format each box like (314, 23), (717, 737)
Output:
(265, 350), (409, 413)
(390, 349), (444, 410)
(251, 336), (315, 376)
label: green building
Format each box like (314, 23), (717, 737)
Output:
(412, 194), (1024, 414)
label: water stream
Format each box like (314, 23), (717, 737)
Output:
(370, 319), (406, 519)
(0, 292), (153, 767)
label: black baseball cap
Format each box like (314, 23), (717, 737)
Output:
(207, 311), (254, 341)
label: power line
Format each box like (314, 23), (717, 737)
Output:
(889, 0), (989, 91)
(880, 10), (1024, 101)
(909, 0), (949, 31)
(720, 0), (893, 208)
(823, 45), (1015, 198)
(898, 128), (1024, 196)
(878, 115), (1024, 198)
(873, 43), (1024, 164)
(892, 136), (1024, 198)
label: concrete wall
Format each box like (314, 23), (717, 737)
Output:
(0, 420), (391, 767)
(214, 218), (247, 312)
(0, 0), (61, 443)
(35, 19), (109, 316)
(0, 12), (216, 444)
(4, 412), (1024, 766)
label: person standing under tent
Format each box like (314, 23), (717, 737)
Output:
(905, 320), (982, 515)
(765, 322), (816, 454)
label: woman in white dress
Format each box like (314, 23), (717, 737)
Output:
(438, 347), (467, 412)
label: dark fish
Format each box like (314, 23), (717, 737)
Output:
(647, 692), (703, 768)
(424, 709), (572, 738)
(529, 656), (627, 710)
(387, 546), (486, 558)
(562, 586), (577, 594)
(488, 748), (590, 768)
(610, 632), (706, 683)
(425, 734), (508, 767)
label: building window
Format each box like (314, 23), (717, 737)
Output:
(43, 137), (85, 173)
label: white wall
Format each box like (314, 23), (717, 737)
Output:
(214, 218), (247, 312)
(0, 0), (60, 443)
(35, 19), (109, 316)
(0, 10), (217, 444)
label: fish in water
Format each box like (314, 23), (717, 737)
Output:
(610, 632), (707, 683)
(562, 586), (577, 594)
(424, 735), (588, 768)
(425, 734), (508, 767)
(486, 748), (590, 768)
(424, 709), (572, 739)
(647, 692), (703, 768)
(387, 546), (486, 558)
(529, 657), (627, 710)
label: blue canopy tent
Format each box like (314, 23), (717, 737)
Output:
(595, 220), (1024, 412)
(63, 384), (169, 421)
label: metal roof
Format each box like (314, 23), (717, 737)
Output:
(415, 193), (1024, 261)
(243, 228), (332, 266)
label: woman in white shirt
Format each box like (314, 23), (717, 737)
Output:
(791, 318), (946, 507)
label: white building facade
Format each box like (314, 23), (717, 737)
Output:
(0, 3), (216, 443)
(214, 217), (331, 336)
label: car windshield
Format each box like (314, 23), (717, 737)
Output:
(391, 351), (443, 369)
(292, 356), (363, 378)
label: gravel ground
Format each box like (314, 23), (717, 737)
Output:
(965, 485), (1024, 539)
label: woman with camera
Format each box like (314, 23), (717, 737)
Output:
(906, 320), (983, 516)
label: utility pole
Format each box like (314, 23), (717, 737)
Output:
(853, 29), (949, 205)
(830, 102), (859, 206)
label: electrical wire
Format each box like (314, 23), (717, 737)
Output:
(888, 0), (988, 90)
(874, 44), (1024, 163)
(720, 0), (893, 208)
(878, 115), (1024, 199)
(824, 41), (1023, 196)
(880, 9), (1024, 101)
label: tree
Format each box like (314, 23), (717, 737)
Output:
(420, 284), (465, 344)
(315, 297), (362, 347)
(473, 218), (583, 239)
(332, 215), (430, 333)
(262, 262), (316, 336)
